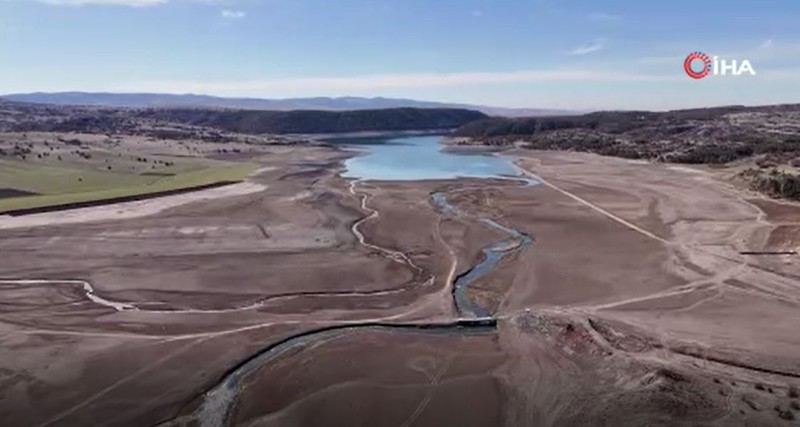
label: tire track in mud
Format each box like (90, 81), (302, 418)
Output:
(0, 181), (433, 317)
(0, 277), (435, 316)
(399, 355), (454, 427)
(516, 162), (800, 308)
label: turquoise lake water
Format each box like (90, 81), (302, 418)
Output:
(337, 135), (517, 181)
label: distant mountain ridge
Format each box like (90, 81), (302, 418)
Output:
(1, 92), (571, 117)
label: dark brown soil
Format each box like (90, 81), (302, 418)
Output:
(0, 188), (38, 199)
(230, 330), (507, 427)
(749, 199), (800, 222)
(0, 180), (240, 216)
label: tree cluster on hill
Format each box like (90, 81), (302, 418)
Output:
(453, 105), (800, 201)
(455, 105), (800, 139)
(0, 100), (487, 137)
(740, 168), (800, 200)
(135, 108), (487, 134)
(453, 105), (800, 165)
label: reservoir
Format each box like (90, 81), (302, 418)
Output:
(336, 135), (517, 180)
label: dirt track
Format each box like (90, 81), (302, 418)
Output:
(2, 147), (800, 427)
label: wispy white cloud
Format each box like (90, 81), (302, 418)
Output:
(566, 39), (605, 56)
(221, 9), (245, 20)
(759, 39), (774, 49)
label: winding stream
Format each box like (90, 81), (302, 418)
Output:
(430, 191), (533, 317)
(195, 320), (497, 427)
(172, 135), (538, 426)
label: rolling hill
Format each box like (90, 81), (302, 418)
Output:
(0, 99), (487, 135)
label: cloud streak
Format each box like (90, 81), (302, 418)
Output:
(221, 9), (245, 19)
(566, 39), (605, 56)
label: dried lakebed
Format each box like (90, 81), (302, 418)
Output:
(0, 136), (538, 427)
(6, 142), (800, 427)
(151, 135), (540, 426)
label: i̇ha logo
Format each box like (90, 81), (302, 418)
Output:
(683, 52), (756, 79)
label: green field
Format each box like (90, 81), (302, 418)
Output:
(0, 159), (257, 213)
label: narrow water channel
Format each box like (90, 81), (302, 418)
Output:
(183, 135), (537, 427)
(429, 190), (533, 317)
(195, 320), (497, 427)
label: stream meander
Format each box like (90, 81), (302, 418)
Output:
(188, 135), (537, 427)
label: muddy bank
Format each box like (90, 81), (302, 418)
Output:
(0, 188), (38, 200)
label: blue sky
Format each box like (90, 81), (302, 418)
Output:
(0, 0), (798, 110)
